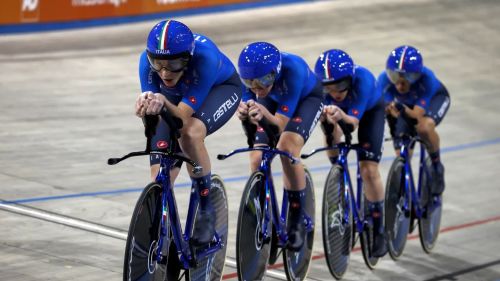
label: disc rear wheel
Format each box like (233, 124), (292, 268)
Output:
(187, 174), (229, 281)
(418, 158), (443, 253)
(359, 195), (379, 269)
(283, 168), (316, 281)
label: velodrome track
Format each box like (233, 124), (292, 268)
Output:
(1, 0), (499, 280)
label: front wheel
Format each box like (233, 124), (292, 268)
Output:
(385, 157), (411, 260)
(322, 165), (353, 280)
(283, 168), (316, 281)
(123, 182), (180, 281)
(418, 158), (443, 253)
(236, 171), (271, 281)
(187, 174), (229, 281)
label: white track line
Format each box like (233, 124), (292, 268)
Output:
(0, 202), (289, 280)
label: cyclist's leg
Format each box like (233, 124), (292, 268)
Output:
(359, 98), (387, 257)
(185, 72), (242, 245)
(386, 114), (402, 156)
(417, 85), (450, 195)
(149, 118), (183, 182)
(320, 119), (343, 164)
(279, 89), (323, 250)
(250, 96), (278, 172)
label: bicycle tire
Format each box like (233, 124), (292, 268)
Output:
(385, 157), (411, 260)
(187, 174), (229, 281)
(123, 182), (180, 281)
(359, 194), (379, 270)
(322, 165), (352, 280)
(236, 171), (271, 281)
(283, 168), (316, 281)
(418, 158), (442, 253)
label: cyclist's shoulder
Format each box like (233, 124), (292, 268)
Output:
(191, 33), (230, 68)
(375, 70), (389, 83)
(353, 65), (376, 84)
(281, 52), (311, 78)
(415, 67), (441, 90)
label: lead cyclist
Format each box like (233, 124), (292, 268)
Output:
(135, 20), (242, 246)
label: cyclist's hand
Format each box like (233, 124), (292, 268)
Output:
(237, 101), (250, 120)
(135, 91), (152, 117)
(248, 102), (263, 124)
(324, 105), (343, 123)
(145, 93), (165, 115)
(386, 102), (401, 118)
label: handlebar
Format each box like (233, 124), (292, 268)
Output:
(242, 116), (280, 149)
(218, 117), (298, 164)
(107, 107), (202, 175)
(320, 119), (354, 147)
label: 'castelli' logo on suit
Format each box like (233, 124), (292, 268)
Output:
(257, 126), (264, 133)
(189, 96), (196, 104)
(420, 99), (426, 106)
(293, 117), (302, 123)
(352, 109), (359, 116)
(281, 105), (289, 113)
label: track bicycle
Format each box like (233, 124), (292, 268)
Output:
(218, 119), (315, 281)
(109, 108), (229, 281)
(384, 113), (443, 259)
(301, 121), (380, 280)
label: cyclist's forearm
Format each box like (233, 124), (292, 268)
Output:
(158, 94), (193, 124)
(341, 114), (359, 131)
(404, 105), (425, 120)
(261, 107), (288, 132)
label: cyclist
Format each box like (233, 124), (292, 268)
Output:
(135, 20), (242, 246)
(378, 45), (450, 196)
(314, 49), (387, 257)
(236, 42), (323, 250)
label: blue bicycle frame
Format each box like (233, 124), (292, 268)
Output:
(399, 136), (441, 219)
(218, 145), (314, 247)
(108, 108), (224, 270)
(152, 152), (224, 269)
(302, 142), (367, 233)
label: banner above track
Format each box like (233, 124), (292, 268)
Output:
(1, 0), (258, 25)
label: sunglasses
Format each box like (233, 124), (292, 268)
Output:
(322, 78), (351, 94)
(147, 54), (189, 73)
(386, 69), (421, 84)
(241, 72), (276, 89)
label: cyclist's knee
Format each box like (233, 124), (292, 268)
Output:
(180, 119), (207, 144)
(416, 117), (436, 136)
(360, 162), (381, 186)
(277, 133), (303, 156)
(249, 150), (262, 172)
(150, 164), (160, 182)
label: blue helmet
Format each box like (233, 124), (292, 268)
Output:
(386, 45), (423, 83)
(386, 45), (423, 74)
(238, 42), (282, 80)
(146, 20), (195, 59)
(314, 49), (354, 84)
